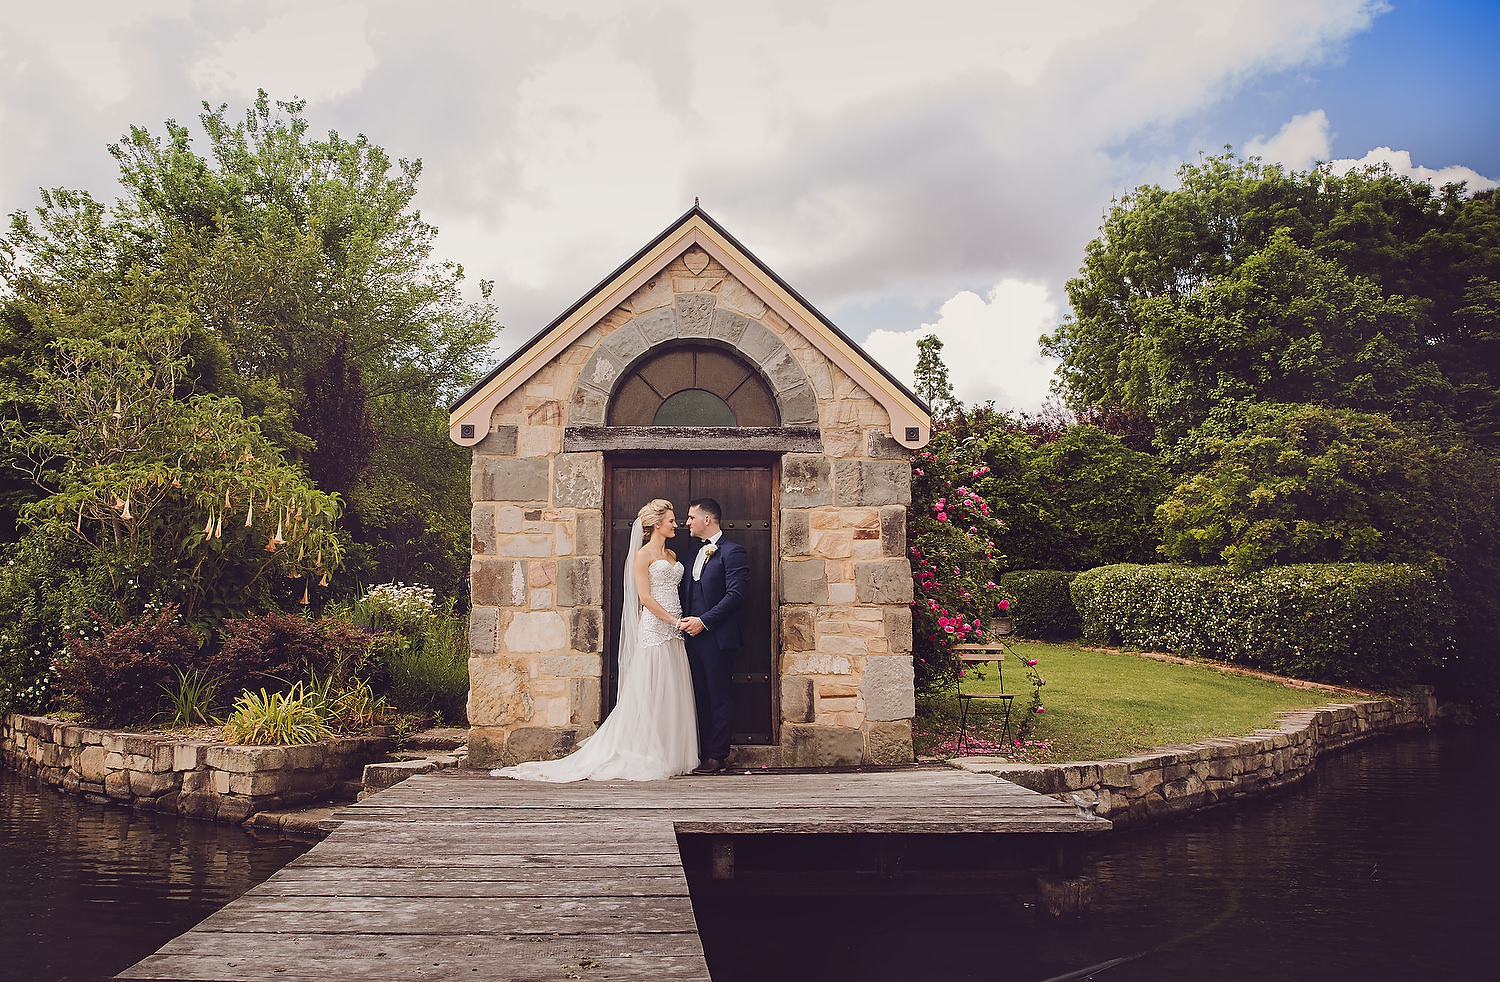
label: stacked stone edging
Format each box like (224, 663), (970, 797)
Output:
(1, 713), (388, 825)
(954, 693), (1437, 828)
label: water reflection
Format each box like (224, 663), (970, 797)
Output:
(0, 770), (313, 982)
(694, 729), (1499, 980)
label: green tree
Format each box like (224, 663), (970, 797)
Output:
(1, 91), (499, 597)
(914, 334), (958, 419)
(1157, 402), (1500, 570)
(1043, 152), (1500, 449)
(7, 318), (342, 623)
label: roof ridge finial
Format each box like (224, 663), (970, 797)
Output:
(695, 196), (700, 207)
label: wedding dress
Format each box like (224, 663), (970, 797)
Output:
(491, 555), (700, 782)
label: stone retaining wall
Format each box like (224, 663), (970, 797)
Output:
(955, 694), (1437, 828)
(1, 713), (389, 825)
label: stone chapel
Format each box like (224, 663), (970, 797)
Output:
(448, 206), (932, 768)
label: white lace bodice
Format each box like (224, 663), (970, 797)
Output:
(638, 559), (684, 647)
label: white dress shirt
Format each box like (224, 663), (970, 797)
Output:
(692, 530), (723, 581)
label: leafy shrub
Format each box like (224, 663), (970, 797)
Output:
(208, 612), (373, 700)
(221, 684), (333, 745)
(378, 601), (469, 724)
(0, 536), (120, 716)
(53, 605), (203, 727)
(1000, 570), (1081, 640)
(1070, 562), (1449, 688)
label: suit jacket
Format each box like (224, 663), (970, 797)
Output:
(680, 535), (749, 650)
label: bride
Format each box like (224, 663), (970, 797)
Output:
(491, 499), (700, 782)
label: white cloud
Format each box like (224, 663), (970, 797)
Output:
(1328, 146), (1498, 192)
(861, 280), (1060, 414)
(189, 2), (376, 104)
(1246, 110), (1334, 170)
(0, 0), (1441, 362)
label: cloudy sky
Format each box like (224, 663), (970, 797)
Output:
(2, 0), (1497, 412)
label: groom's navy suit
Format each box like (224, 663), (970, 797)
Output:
(680, 534), (749, 762)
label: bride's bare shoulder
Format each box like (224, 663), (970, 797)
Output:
(665, 547), (677, 565)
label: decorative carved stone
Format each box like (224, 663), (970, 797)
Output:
(675, 293), (717, 336)
(683, 248), (711, 275)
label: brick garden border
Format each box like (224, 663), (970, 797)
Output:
(952, 692), (1439, 828)
(1, 713), (389, 825)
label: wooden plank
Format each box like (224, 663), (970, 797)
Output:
(121, 766), (1111, 981)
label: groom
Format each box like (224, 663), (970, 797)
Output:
(678, 497), (749, 775)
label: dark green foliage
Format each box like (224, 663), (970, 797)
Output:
(1070, 562), (1449, 689)
(942, 407), (1169, 570)
(53, 605), (204, 727)
(207, 611), (372, 700)
(999, 570), (1081, 640)
(1158, 403), (1500, 570)
(1044, 153), (1500, 450)
(376, 602), (470, 725)
(0, 535), (120, 715)
(300, 335), (376, 497)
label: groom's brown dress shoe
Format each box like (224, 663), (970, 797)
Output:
(692, 758), (724, 775)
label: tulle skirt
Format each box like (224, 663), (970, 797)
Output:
(491, 637), (699, 783)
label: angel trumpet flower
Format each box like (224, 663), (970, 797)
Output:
(245, 502), (254, 526)
(300, 584), (310, 605)
(271, 519), (285, 545)
(203, 512), (214, 535)
(120, 497), (132, 521)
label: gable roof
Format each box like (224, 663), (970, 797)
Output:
(448, 205), (932, 448)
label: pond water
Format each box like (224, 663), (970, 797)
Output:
(2, 728), (1496, 981)
(0, 770), (313, 982)
(696, 727), (1500, 980)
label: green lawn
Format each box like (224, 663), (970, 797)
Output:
(914, 641), (1351, 764)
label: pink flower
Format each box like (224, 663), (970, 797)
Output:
(938, 616), (950, 627)
(936, 512), (948, 521)
(1035, 706), (1045, 713)
(997, 599), (1010, 611)
(1025, 659), (1038, 667)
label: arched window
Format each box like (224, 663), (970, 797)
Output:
(607, 344), (779, 426)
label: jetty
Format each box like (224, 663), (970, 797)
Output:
(118, 766), (1109, 981)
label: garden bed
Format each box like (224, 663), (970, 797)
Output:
(1, 713), (391, 825)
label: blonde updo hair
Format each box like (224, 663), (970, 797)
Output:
(637, 498), (675, 542)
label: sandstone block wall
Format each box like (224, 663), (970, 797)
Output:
(1, 713), (387, 825)
(467, 248), (918, 768)
(956, 694), (1438, 827)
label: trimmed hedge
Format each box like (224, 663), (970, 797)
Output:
(999, 570), (1081, 640)
(1069, 563), (1449, 689)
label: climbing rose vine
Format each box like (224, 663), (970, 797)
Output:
(909, 432), (1012, 691)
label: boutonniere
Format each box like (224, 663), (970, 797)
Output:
(702, 543), (718, 560)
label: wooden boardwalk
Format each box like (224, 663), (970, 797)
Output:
(119, 767), (1110, 982)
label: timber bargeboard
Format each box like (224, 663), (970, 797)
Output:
(447, 205), (932, 449)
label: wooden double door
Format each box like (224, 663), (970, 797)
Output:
(606, 457), (776, 745)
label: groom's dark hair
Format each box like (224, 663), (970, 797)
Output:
(689, 497), (722, 523)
